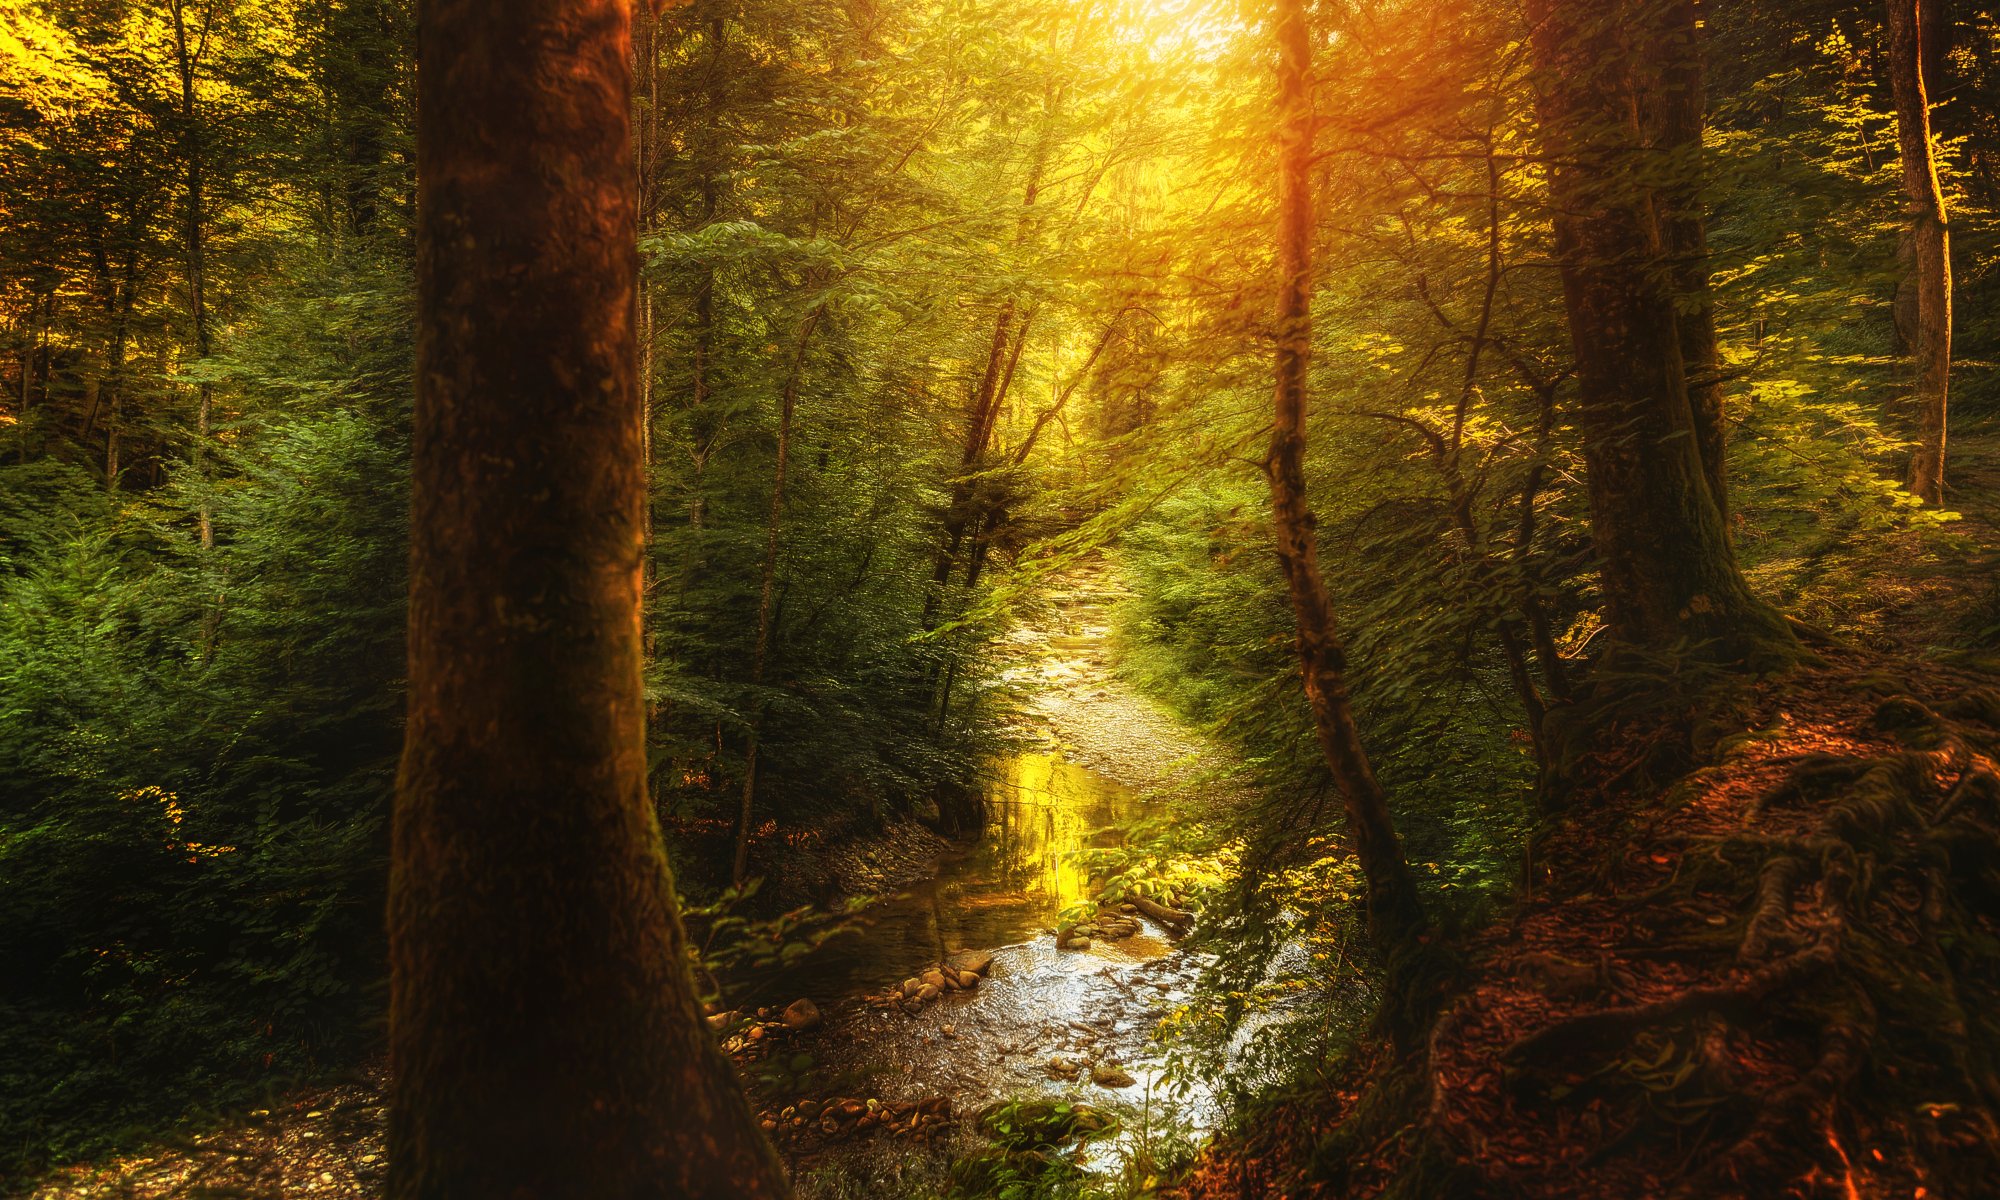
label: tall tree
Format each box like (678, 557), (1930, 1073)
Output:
(168, 0), (217, 549)
(389, 0), (791, 1195)
(1886, 0), (1953, 506)
(1526, 0), (1795, 664)
(1645, 0), (1730, 528)
(1267, 0), (1427, 959)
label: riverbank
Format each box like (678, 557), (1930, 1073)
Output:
(17, 561), (1234, 1200)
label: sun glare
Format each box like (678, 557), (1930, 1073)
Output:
(1116, 0), (1244, 58)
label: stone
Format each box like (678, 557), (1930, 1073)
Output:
(958, 969), (980, 989)
(782, 998), (822, 1031)
(947, 948), (996, 976)
(921, 968), (946, 990)
(917, 983), (941, 1002)
(1047, 1054), (1081, 1079)
(705, 1010), (736, 1032)
(1069, 935), (1092, 950)
(1091, 1063), (1136, 1088)
(901, 976), (922, 998)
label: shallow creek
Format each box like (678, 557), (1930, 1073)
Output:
(762, 748), (1217, 1176)
(759, 752), (1151, 1001)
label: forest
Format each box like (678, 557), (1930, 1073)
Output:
(3, 0), (1999, 1196)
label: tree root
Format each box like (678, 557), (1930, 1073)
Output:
(1482, 688), (2000, 1197)
(1178, 679), (2000, 1200)
(1504, 941), (1835, 1067)
(1672, 992), (1875, 1199)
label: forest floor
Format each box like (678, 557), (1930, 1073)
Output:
(1165, 427), (2000, 1200)
(1178, 645), (2000, 1196)
(16, 561), (1230, 1200)
(1762, 425), (2000, 655)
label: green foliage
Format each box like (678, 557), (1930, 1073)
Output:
(683, 879), (873, 1001)
(5, 0), (2000, 1186)
(0, 259), (412, 1175)
(946, 1099), (1121, 1200)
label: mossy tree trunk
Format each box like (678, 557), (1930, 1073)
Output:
(1526, 0), (1794, 666)
(1645, 0), (1730, 529)
(390, 1), (792, 1196)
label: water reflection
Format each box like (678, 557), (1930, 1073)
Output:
(751, 753), (1142, 1006)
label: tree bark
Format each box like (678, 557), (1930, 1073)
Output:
(733, 307), (821, 886)
(1268, 0), (1427, 959)
(1645, 0), (1729, 528)
(169, 0), (215, 550)
(1886, 0), (1953, 506)
(103, 247), (137, 489)
(391, 1), (791, 1196)
(1526, 0), (1794, 665)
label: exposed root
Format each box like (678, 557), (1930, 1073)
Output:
(1738, 855), (1804, 962)
(1503, 941), (1835, 1066)
(1672, 990), (1874, 1199)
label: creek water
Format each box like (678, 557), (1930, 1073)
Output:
(758, 752), (1150, 1006)
(762, 747), (1219, 1181)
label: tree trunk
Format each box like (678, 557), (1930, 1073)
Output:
(920, 116), (1055, 632)
(104, 248), (137, 490)
(1645, 0), (1729, 528)
(733, 308), (821, 887)
(1887, 0), (1953, 506)
(634, 0), (663, 642)
(1513, 382), (1572, 706)
(1268, 0), (1427, 960)
(169, 0), (215, 550)
(390, 1), (791, 1196)
(1526, 0), (1794, 665)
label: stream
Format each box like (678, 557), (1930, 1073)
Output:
(745, 576), (1226, 1186)
(760, 752), (1155, 1002)
(765, 748), (1215, 1181)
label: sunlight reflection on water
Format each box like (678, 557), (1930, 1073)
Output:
(760, 753), (1143, 1005)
